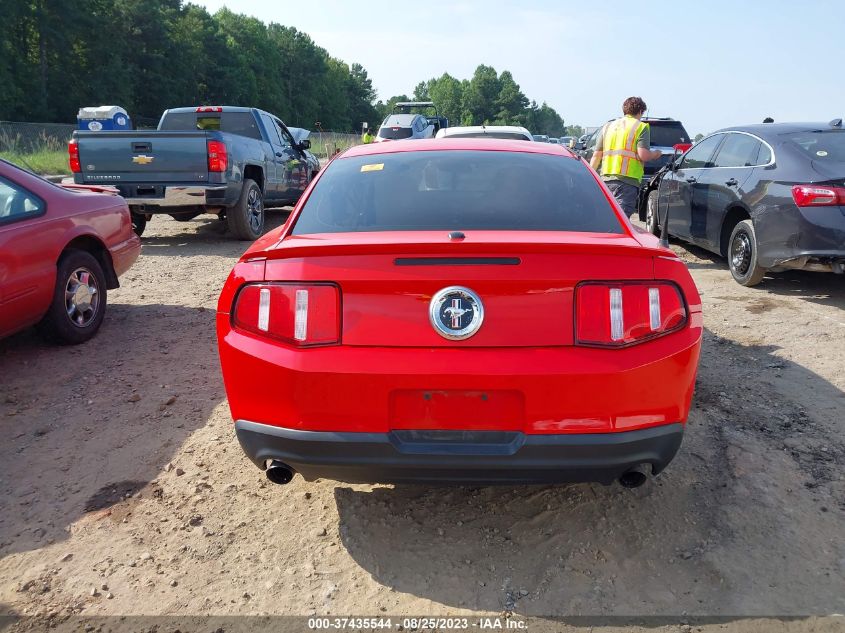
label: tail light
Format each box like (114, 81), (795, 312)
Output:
(68, 138), (81, 173)
(233, 283), (340, 346)
(196, 106), (223, 113)
(207, 140), (228, 172)
(576, 281), (687, 347)
(791, 184), (845, 207)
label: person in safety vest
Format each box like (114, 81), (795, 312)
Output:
(589, 96), (662, 217)
(361, 127), (375, 144)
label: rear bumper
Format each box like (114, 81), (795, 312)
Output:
(756, 203), (845, 270)
(114, 184), (235, 210)
(109, 233), (141, 278)
(235, 420), (685, 484)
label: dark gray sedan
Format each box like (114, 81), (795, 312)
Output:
(644, 120), (845, 286)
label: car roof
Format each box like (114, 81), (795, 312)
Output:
(713, 122), (845, 137)
(343, 138), (577, 158)
(437, 125), (532, 137)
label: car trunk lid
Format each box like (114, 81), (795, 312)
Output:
(261, 231), (657, 348)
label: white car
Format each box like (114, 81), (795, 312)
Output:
(376, 114), (435, 142)
(435, 125), (533, 142)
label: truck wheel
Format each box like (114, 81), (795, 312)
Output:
(37, 250), (107, 345)
(646, 190), (661, 236)
(130, 211), (146, 237)
(728, 220), (766, 286)
(227, 178), (264, 241)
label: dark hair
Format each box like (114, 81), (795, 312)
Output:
(622, 97), (647, 116)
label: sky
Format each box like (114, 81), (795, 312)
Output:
(192, 0), (845, 136)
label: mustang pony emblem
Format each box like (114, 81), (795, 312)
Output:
(429, 286), (485, 340)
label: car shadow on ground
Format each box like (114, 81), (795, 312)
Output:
(333, 329), (845, 616)
(672, 242), (845, 310)
(0, 302), (225, 556)
(136, 211), (291, 256)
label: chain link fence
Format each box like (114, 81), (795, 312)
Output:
(0, 121), (76, 153)
(309, 131), (361, 160)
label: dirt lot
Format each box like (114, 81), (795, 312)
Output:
(1, 213), (843, 631)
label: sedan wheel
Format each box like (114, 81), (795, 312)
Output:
(728, 219), (766, 286)
(65, 267), (101, 327)
(37, 250), (108, 344)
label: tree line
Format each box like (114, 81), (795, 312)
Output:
(1, 1), (571, 136)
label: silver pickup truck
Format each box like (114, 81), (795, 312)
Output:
(70, 106), (320, 240)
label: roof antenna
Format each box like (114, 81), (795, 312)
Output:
(830, 118), (843, 128)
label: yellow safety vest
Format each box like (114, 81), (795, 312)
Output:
(362, 133), (375, 144)
(600, 115), (649, 182)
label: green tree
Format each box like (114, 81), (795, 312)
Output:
(566, 124), (585, 138)
(463, 64), (501, 124)
(494, 70), (528, 124)
(426, 73), (463, 127)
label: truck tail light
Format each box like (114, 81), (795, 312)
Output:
(196, 106), (223, 112)
(233, 283), (340, 346)
(207, 140), (228, 172)
(68, 138), (81, 173)
(576, 281), (686, 347)
(791, 184), (845, 207)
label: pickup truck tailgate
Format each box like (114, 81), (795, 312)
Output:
(76, 131), (210, 183)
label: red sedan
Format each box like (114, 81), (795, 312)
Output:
(217, 139), (703, 487)
(0, 159), (141, 344)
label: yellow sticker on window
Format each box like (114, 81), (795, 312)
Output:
(360, 163), (384, 172)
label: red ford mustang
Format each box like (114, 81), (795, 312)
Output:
(0, 159), (141, 344)
(217, 139), (702, 487)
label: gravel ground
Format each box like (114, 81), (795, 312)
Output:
(0, 213), (843, 632)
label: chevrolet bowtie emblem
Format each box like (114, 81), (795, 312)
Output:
(132, 155), (154, 165)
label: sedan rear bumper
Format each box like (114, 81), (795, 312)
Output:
(235, 420), (684, 484)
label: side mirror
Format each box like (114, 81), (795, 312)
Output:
(299, 139), (311, 150)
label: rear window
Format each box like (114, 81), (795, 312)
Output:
(647, 122), (690, 147)
(784, 130), (845, 162)
(291, 150), (623, 235)
(159, 112), (262, 140)
(378, 127), (414, 140)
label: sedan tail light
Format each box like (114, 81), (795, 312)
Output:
(791, 184), (845, 207)
(576, 281), (687, 347)
(68, 138), (81, 173)
(207, 140), (228, 173)
(233, 283), (340, 346)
